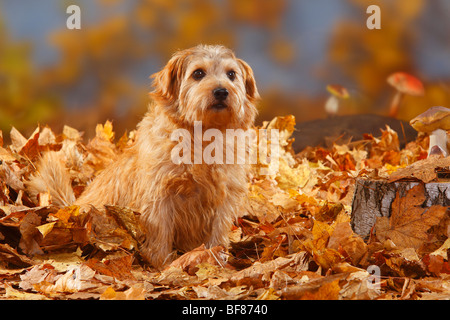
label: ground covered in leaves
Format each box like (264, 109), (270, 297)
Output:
(0, 116), (449, 300)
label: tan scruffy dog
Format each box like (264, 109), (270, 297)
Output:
(27, 45), (259, 267)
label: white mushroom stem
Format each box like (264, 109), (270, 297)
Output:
(428, 129), (448, 157)
(389, 91), (403, 118)
(325, 95), (339, 116)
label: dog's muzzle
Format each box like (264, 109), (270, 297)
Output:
(211, 87), (229, 110)
(213, 87), (228, 100)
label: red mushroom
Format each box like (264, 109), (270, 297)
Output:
(387, 72), (424, 118)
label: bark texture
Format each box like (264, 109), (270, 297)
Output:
(351, 178), (450, 238)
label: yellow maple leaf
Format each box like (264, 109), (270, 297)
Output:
(95, 120), (115, 142)
(36, 222), (57, 238)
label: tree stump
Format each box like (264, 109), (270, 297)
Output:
(351, 178), (450, 238)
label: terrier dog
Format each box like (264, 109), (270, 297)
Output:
(27, 45), (259, 267)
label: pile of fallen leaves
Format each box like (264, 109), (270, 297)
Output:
(0, 116), (449, 300)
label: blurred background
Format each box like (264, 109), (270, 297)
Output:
(0, 0), (449, 141)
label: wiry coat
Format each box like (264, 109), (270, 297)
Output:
(27, 45), (259, 267)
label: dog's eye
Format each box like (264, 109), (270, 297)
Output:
(226, 70), (236, 81)
(192, 69), (206, 80)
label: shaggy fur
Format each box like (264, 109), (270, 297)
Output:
(26, 45), (259, 267)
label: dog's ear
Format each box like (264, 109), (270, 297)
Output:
(237, 59), (260, 103)
(150, 51), (188, 105)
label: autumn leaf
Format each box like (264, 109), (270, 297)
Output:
(84, 207), (138, 252)
(315, 201), (344, 222)
(9, 127), (29, 153)
(18, 128), (41, 161)
(4, 283), (48, 300)
(84, 255), (135, 281)
(374, 184), (449, 250)
(312, 248), (343, 271)
(49, 205), (80, 226)
(168, 244), (227, 275)
(300, 278), (341, 300)
(230, 251), (308, 288)
(431, 237), (450, 260)
(100, 285), (146, 300)
(105, 205), (145, 242)
(85, 124), (118, 170)
(423, 238), (450, 275)
(300, 220), (345, 270)
(280, 273), (343, 300)
(389, 155), (450, 183)
(19, 211), (44, 256)
(2, 114), (450, 300)
(0, 243), (35, 267)
(36, 222), (57, 238)
(328, 222), (367, 265)
(35, 265), (97, 294)
(423, 254), (450, 275)
(95, 120), (115, 142)
(311, 220), (334, 250)
(62, 125), (83, 141)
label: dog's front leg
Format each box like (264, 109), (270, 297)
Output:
(139, 200), (176, 268)
(205, 206), (233, 249)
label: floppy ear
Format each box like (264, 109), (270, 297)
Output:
(237, 58), (260, 103)
(150, 51), (187, 105)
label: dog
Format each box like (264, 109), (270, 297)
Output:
(27, 45), (259, 267)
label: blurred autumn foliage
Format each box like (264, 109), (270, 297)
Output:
(327, 0), (450, 120)
(0, 19), (61, 137)
(0, 0), (449, 141)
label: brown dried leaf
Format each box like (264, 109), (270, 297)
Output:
(84, 206), (137, 251)
(37, 127), (56, 146)
(62, 125), (83, 141)
(100, 285), (146, 300)
(84, 255), (135, 281)
(328, 222), (367, 265)
(105, 205), (145, 242)
(19, 211), (44, 256)
(375, 184), (449, 249)
(230, 252), (309, 287)
(0, 162), (25, 191)
(279, 273), (344, 300)
(9, 127), (28, 153)
(0, 243), (35, 267)
(389, 155), (450, 183)
(35, 265), (97, 294)
(18, 128), (41, 161)
(0, 146), (16, 162)
(168, 245), (227, 275)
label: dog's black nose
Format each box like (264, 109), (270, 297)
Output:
(213, 88), (228, 101)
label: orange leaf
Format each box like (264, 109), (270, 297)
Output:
(85, 255), (135, 281)
(95, 120), (115, 142)
(374, 184), (448, 249)
(49, 205), (80, 226)
(168, 245), (227, 275)
(300, 278), (341, 300)
(389, 155), (450, 183)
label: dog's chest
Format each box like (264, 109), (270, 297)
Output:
(166, 163), (244, 204)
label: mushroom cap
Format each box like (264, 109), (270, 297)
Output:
(326, 84), (349, 99)
(409, 106), (450, 132)
(387, 72), (424, 96)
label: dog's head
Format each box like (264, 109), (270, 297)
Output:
(150, 45), (259, 129)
